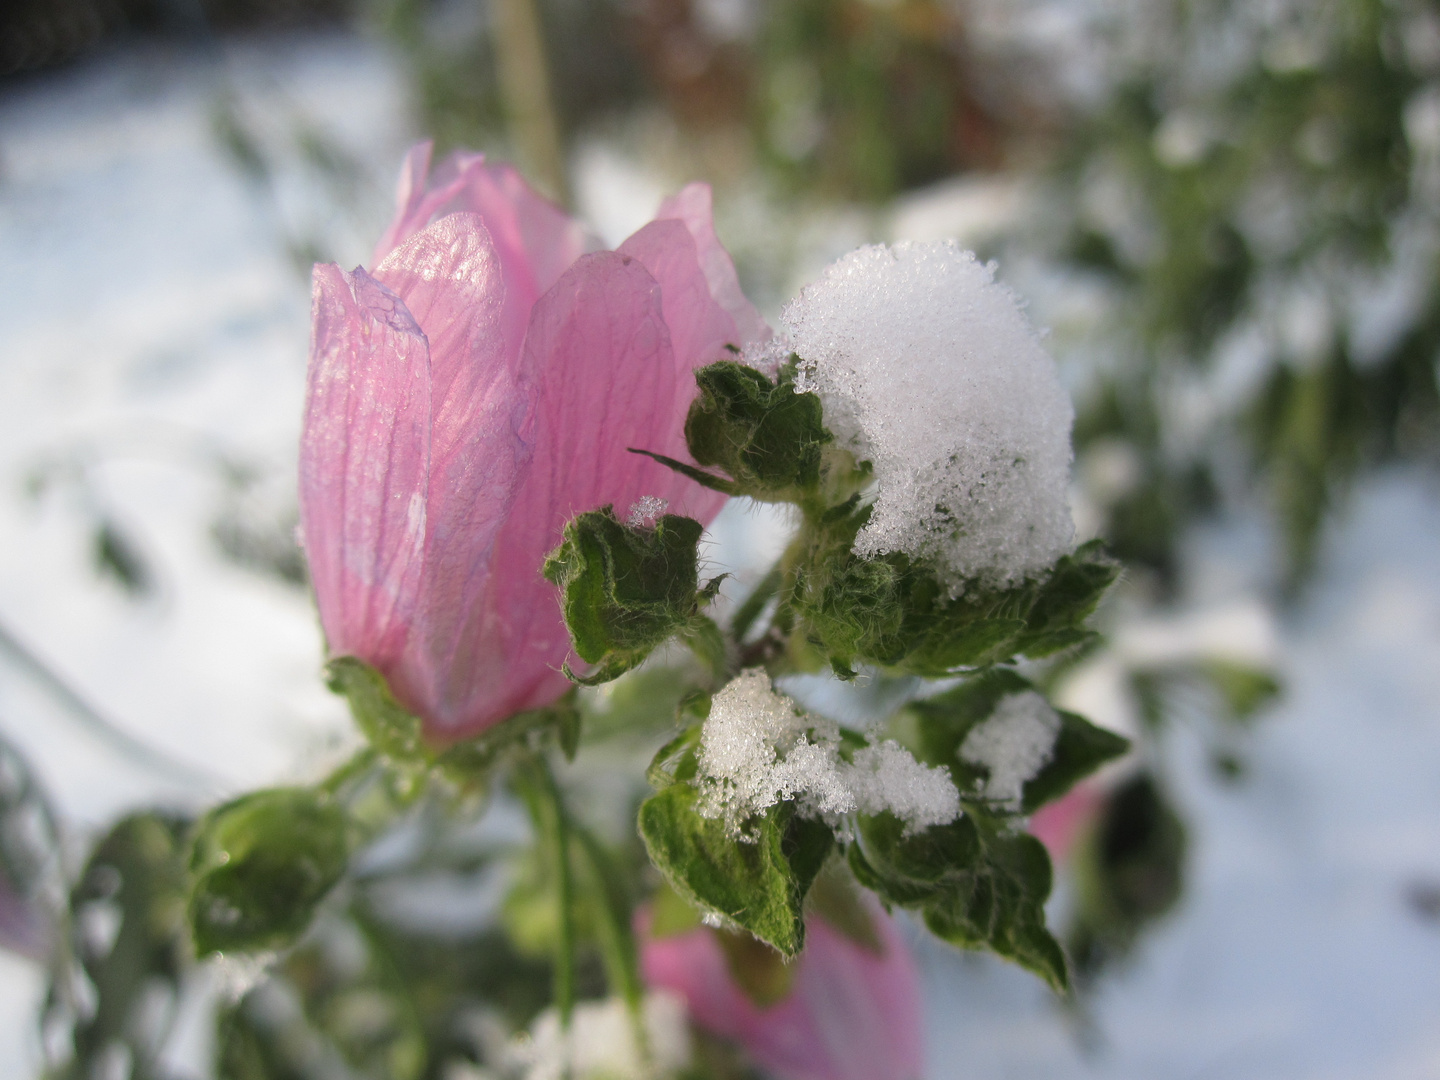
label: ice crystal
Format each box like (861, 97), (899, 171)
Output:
(783, 241), (1075, 591)
(958, 691), (1062, 810)
(696, 670), (959, 836)
(628, 496), (670, 527)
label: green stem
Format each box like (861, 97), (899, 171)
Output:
(571, 825), (648, 1056)
(516, 755), (576, 1030)
(730, 564), (783, 643)
(493, 0), (568, 205)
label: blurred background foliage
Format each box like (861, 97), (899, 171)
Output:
(3, 0), (1438, 1075)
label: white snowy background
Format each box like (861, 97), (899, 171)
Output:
(2, 29), (1440, 1080)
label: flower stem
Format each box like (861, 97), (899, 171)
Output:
(515, 754), (576, 1030)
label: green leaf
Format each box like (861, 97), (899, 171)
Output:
(1023, 710), (1131, 814)
(1066, 773), (1186, 979)
(794, 534), (1119, 678)
(902, 670), (1130, 814)
(1011, 541), (1122, 658)
(1198, 659), (1281, 722)
(637, 781), (832, 957)
(681, 360), (832, 502)
(189, 788), (351, 956)
(851, 811), (1068, 991)
(326, 656), (428, 762)
(543, 506), (710, 685)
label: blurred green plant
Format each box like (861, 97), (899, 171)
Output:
(1047, 0), (1440, 590)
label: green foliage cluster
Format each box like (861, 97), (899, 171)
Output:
(33, 359), (1129, 1078)
(614, 360), (1129, 993)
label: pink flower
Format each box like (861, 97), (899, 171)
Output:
(300, 143), (767, 739)
(641, 905), (925, 1080)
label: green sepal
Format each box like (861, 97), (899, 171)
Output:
(637, 781), (832, 958)
(188, 788), (351, 956)
(627, 449), (740, 496)
(682, 360), (832, 502)
(326, 656), (428, 762)
(648, 876), (704, 938)
(903, 669), (1130, 814)
(543, 506), (712, 685)
(435, 693), (581, 786)
(849, 810), (1068, 991)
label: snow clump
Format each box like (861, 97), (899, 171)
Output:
(958, 691), (1063, 810)
(783, 241), (1075, 591)
(696, 669), (959, 837)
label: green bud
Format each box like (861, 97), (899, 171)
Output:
(543, 506), (711, 685)
(188, 788), (351, 956)
(684, 360), (832, 501)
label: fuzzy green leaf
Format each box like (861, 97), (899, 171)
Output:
(544, 506), (709, 684)
(188, 788), (351, 956)
(795, 532), (1120, 678)
(850, 811), (1068, 991)
(637, 781), (832, 957)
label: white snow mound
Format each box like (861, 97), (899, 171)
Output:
(783, 241), (1076, 590)
(696, 669), (959, 837)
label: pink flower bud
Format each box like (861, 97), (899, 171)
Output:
(301, 144), (767, 739)
(641, 905), (926, 1080)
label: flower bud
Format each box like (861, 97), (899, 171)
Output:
(300, 144), (767, 738)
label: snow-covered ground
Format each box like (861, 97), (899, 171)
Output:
(2, 30), (1440, 1080)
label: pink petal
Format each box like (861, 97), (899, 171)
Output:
(300, 265), (431, 672)
(371, 214), (536, 731)
(373, 142), (590, 307)
(642, 905), (925, 1080)
(426, 251), (723, 736)
(653, 183), (770, 349)
(619, 217), (742, 374)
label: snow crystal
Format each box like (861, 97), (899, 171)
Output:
(696, 669), (959, 836)
(515, 991), (692, 1080)
(783, 241), (1075, 591)
(628, 496), (669, 527)
(848, 740), (961, 832)
(959, 691), (1062, 810)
